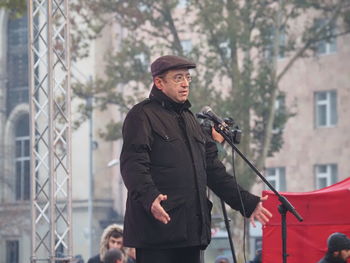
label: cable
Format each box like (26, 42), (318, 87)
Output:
(229, 131), (249, 263)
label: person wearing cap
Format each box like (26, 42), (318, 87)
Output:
(317, 232), (350, 263)
(120, 55), (272, 263)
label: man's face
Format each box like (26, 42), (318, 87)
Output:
(155, 69), (191, 103)
(339, 249), (350, 261)
(108, 236), (123, 250)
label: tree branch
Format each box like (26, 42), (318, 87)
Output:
(277, 0), (347, 83)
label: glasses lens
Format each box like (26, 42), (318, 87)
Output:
(173, 74), (192, 83)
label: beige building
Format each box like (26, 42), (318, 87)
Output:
(249, 24), (350, 254)
(0, 9), (125, 263)
(265, 32), (350, 192)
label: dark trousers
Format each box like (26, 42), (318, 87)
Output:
(136, 246), (201, 263)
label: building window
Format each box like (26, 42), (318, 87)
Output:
(6, 240), (19, 263)
(177, 0), (188, 8)
(264, 27), (286, 59)
(315, 91), (337, 128)
(265, 167), (286, 191)
(272, 95), (286, 133)
(15, 115), (30, 201)
(7, 14), (29, 114)
(315, 164), (337, 189)
(315, 19), (337, 55)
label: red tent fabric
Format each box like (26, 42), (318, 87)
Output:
(262, 177), (350, 263)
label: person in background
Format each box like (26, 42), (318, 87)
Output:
(87, 224), (123, 263)
(317, 232), (350, 263)
(103, 248), (124, 263)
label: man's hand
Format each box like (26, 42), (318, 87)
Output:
(249, 195), (273, 227)
(151, 194), (171, 224)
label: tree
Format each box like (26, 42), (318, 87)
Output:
(0, 0), (26, 17)
(71, 0), (350, 185)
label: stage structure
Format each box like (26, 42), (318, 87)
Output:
(28, 0), (72, 262)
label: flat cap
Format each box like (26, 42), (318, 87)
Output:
(151, 55), (196, 77)
(327, 232), (350, 252)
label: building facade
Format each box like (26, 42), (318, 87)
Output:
(0, 8), (125, 263)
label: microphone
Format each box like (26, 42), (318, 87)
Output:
(201, 106), (228, 129)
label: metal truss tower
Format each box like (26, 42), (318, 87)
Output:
(28, 0), (72, 262)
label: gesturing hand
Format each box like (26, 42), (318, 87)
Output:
(249, 195), (273, 227)
(151, 194), (171, 224)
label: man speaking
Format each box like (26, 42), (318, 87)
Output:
(120, 55), (272, 263)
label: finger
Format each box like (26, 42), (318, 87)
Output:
(158, 194), (167, 201)
(261, 207), (273, 218)
(160, 209), (170, 222)
(260, 195), (268, 201)
(159, 212), (170, 224)
(258, 213), (270, 224)
(156, 205), (171, 223)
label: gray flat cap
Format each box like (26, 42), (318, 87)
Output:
(151, 55), (196, 77)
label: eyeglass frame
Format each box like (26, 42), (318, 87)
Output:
(158, 72), (193, 84)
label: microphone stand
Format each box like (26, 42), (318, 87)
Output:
(213, 124), (303, 263)
(220, 198), (238, 263)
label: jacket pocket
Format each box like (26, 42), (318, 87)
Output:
(205, 199), (213, 242)
(143, 198), (188, 245)
(193, 134), (207, 169)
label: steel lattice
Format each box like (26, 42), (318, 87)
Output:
(28, 0), (72, 262)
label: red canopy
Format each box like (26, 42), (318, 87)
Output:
(262, 177), (350, 263)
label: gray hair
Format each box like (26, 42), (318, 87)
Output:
(103, 248), (124, 263)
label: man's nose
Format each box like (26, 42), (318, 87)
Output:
(181, 78), (190, 87)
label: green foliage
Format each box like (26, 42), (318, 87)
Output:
(0, 0), (26, 17)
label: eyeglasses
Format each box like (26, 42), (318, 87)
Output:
(166, 73), (192, 84)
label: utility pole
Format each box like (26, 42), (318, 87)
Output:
(87, 94), (94, 257)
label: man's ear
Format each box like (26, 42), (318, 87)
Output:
(154, 77), (163, 90)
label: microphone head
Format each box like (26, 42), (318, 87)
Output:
(195, 113), (207, 119)
(201, 106), (212, 114)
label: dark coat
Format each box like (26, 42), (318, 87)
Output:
(317, 253), (347, 263)
(87, 254), (102, 263)
(120, 87), (260, 249)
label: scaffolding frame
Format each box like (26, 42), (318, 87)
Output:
(28, 0), (72, 262)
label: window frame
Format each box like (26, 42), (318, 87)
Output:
(265, 167), (286, 191)
(6, 240), (19, 263)
(315, 164), (337, 189)
(315, 19), (337, 56)
(314, 90), (337, 128)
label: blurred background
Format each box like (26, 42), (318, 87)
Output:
(0, 0), (349, 262)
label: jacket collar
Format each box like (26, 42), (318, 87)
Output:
(149, 85), (191, 113)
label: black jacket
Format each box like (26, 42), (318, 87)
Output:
(120, 87), (260, 248)
(317, 253), (347, 263)
(87, 254), (102, 263)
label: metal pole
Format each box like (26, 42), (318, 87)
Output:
(28, 0), (35, 261)
(65, 0), (73, 259)
(87, 95), (94, 257)
(47, 1), (55, 262)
